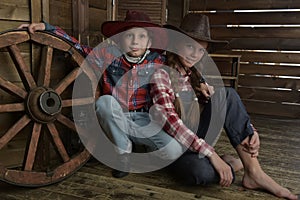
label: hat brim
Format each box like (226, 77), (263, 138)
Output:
(101, 21), (168, 53)
(163, 24), (228, 45)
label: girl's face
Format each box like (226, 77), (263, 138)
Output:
(120, 27), (152, 57)
(176, 39), (208, 68)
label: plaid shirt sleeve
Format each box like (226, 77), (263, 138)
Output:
(150, 68), (215, 157)
(44, 23), (92, 56)
(44, 22), (111, 76)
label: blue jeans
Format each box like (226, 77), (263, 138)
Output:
(169, 87), (254, 185)
(95, 95), (183, 160)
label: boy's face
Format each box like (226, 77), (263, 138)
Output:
(120, 27), (152, 57)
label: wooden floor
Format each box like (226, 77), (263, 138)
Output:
(0, 114), (299, 200)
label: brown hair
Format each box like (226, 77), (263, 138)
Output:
(166, 52), (202, 132)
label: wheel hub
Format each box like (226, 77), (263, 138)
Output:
(39, 90), (62, 115)
(26, 87), (62, 123)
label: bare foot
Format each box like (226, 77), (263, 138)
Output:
(243, 168), (298, 200)
(221, 154), (243, 172)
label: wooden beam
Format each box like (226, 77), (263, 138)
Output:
(30, 0), (42, 23)
(106, 0), (113, 21)
(203, 12), (300, 25)
(238, 87), (300, 104)
(242, 99), (300, 118)
(42, 0), (50, 22)
(240, 63), (300, 77)
(218, 50), (300, 64)
(72, 0), (89, 45)
(189, 0), (300, 11)
(161, 0), (167, 24)
(238, 75), (300, 90)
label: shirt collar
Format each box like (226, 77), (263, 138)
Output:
(123, 50), (150, 64)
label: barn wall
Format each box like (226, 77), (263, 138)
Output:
(1, 1), (299, 118)
(0, 0), (30, 31)
(115, 0), (167, 25)
(166, 0), (186, 26)
(49, 0), (73, 34)
(0, 0), (33, 163)
(71, 0), (112, 47)
(0, 0), (32, 105)
(88, 0), (112, 47)
(188, 0), (300, 118)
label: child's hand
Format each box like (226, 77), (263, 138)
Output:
(195, 83), (214, 104)
(209, 152), (234, 187)
(18, 23), (46, 34)
(241, 130), (260, 157)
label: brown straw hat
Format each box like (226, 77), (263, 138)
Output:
(164, 13), (228, 50)
(101, 10), (167, 52)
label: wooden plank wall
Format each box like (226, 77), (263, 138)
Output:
(166, 0), (186, 26)
(115, 0), (167, 25)
(0, 0), (33, 165)
(71, 0), (112, 47)
(50, 0), (73, 34)
(0, 0), (31, 119)
(188, 0), (300, 118)
(0, 0), (30, 31)
(88, 0), (112, 47)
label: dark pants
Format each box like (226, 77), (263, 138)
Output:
(168, 87), (254, 185)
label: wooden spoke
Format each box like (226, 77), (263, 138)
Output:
(37, 46), (53, 87)
(8, 45), (36, 90)
(24, 123), (42, 171)
(0, 76), (27, 98)
(46, 123), (70, 162)
(54, 67), (82, 95)
(0, 115), (31, 150)
(62, 97), (95, 107)
(56, 113), (77, 132)
(72, 51), (98, 93)
(56, 113), (87, 141)
(0, 103), (25, 113)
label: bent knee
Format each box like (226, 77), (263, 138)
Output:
(159, 142), (183, 160)
(177, 167), (217, 185)
(95, 95), (117, 117)
(225, 87), (240, 100)
(95, 95), (114, 109)
(172, 156), (218, 185)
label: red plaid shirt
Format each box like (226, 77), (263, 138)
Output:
(150, 68), (215, 157)
(47, 25), (165, 110)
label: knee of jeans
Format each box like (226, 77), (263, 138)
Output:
(195, 171), (211, 185)
(181, 157), (219, 185)
(188, 168), (216, 185)
(95, 95), (115, 117)
(226, 87), (240, 100)
(159, 142), (183, 160)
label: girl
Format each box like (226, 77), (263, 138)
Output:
(150, 13), (297, 200)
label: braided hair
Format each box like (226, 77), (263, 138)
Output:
(166, 52), (203, 132)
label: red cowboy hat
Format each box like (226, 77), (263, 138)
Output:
(101, 10), (167, 52)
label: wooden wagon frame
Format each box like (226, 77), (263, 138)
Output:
(0, 29), (98, 187)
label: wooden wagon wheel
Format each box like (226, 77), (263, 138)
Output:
(0, 29), (97, 187)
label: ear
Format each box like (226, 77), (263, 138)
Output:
(147, 38), (152, 49)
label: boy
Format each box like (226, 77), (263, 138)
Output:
(19, 10), (183, 178)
